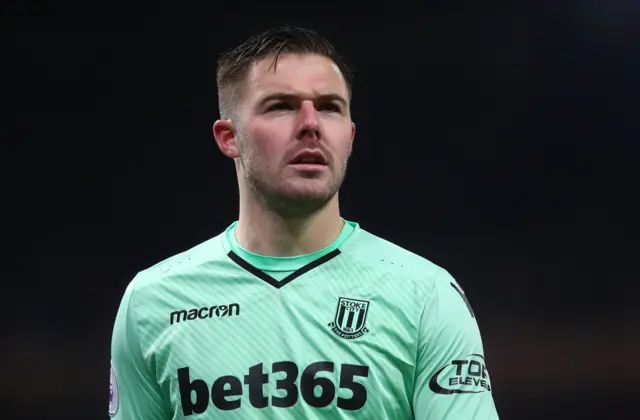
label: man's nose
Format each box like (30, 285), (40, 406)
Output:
(296, 101), (320, 139)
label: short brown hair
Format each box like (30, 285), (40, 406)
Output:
(216, 26), (353, 119)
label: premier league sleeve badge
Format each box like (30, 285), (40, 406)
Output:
(109, 361), (119, 417)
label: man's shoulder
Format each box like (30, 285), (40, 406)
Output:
(343, 226), (450, 288)
(131, 229), (229, 292)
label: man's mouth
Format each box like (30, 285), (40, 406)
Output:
(290, 150), (328, 166)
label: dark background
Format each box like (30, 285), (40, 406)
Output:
(4, 7), (639, 420)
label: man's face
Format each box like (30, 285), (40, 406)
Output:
(235, 53), (355, 215)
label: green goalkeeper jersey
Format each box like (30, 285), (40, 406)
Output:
(109, 220), (499, 419)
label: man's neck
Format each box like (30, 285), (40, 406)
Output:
(235, 198), (344, 257)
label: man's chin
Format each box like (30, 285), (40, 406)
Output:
(268, 185), (337, 215)
(279, 177), (333, 196)
(280, 189), (333, 204)
(249, 175), (341, 215)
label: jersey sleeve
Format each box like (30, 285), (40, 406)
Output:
(109, 279), (171, 419)
(412, 270), (499, 419)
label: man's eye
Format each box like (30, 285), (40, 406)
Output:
(266, 102), (293, 111)
(317, 103), (341, 113)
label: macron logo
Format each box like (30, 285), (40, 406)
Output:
(170, 303), (240, 325)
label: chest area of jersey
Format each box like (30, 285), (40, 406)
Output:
(154, 280), (416, 417)
(160, 279), (410, 364)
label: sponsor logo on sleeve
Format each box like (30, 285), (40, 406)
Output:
(109, 361), (119, 416)
(429, 353), (492, 395)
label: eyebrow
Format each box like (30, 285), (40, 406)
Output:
(258, 92), (348, 108)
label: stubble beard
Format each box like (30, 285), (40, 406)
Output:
(241, 152), (348, 219)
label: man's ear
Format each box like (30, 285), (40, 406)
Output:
(348, 121), (356, 155)
(213, 119), (240, 159)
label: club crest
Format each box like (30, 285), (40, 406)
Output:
(328, 297), (370, 339)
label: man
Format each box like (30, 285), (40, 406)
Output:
(109, 26), (499, 419)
